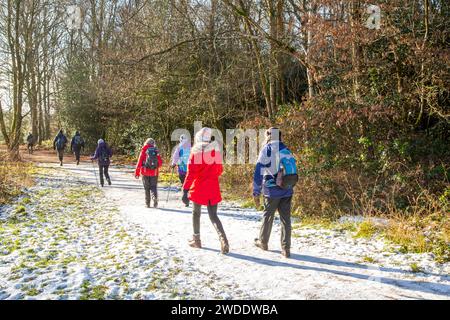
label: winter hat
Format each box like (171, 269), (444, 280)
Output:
(145, 138), (155, 146)
(98, 139), (104, 145)
(195, 127), (212, 143)
(265, 127), (281, 142)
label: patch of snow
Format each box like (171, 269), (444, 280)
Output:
(339, 215), (389, 226)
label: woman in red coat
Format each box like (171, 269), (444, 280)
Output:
(135, 138), (163, 208)
(182, 127), (229, 254)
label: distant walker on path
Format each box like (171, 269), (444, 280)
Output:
(26, 132), (34, 155)
(71, 131), (85, 165)
(53, 129), (68, 166)
(91, 139), (113, 187)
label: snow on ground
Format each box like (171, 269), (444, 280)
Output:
(0, 162), (449, 300)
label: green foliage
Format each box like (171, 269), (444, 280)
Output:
(410, 263), (423, 273)
(362, 256), (377, 264)
(355, 221), (380, 239)
(59, 54), (104, 151)
(80, 280), (108, 300)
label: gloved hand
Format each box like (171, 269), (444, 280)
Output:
(254, 196), (261, 209)
(182, 189), (190, 207)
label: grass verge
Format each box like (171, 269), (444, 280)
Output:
(0, 151), (36, 205)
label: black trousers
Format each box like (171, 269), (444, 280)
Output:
(179, 173), (186, 185)
(98, 164), (110, 186)
(73, 147), (82, 162)
(259, 196), (292, 250)
(57, 149), (64, 162)
(192, 202), (227, 240)
(142, 176), (158, 205)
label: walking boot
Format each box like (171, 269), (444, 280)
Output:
(189, 235), (202, 249)
(107, 178), (112, 186)
(153, 198), (158, 208)
(220, 236), (230, 254)
(254, 238), (268, 251)
(282, 248), (291, 258)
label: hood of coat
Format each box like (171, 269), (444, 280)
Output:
(192, 128), (220, 154)
(142, 143), (156, 152)
(180, 138), (191, 149)
(97, 141), (110, 152)
(268, 140), (287, 150)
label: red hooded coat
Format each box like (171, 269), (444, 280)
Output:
(183, 148), (223, 206)
(135, 144), (163, 177)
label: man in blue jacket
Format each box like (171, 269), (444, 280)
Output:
(253, 127), (295, 258)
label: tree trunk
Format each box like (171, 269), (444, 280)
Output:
(6, 0), (26, 159)
(350, 0), (361, 102)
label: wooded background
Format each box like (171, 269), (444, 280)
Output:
(0, 0), (448, 216)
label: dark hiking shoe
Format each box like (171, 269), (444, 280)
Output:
(107, 178), (112, 186)
(153, 199), (158, 208)
(189, 235), (202, 249)
(254, 239), (268, 251)
(282, 248), (291, 258)
(77, 160), (80, 165)
(220, 236), (230, 254)
(146, 202), (151, 208)
(60, 161), (63, 166)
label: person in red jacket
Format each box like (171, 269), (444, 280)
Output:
(135, 138), (163, 208)
(182, 127), (229, 254)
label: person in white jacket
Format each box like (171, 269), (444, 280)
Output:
(171, 134), (191, 185)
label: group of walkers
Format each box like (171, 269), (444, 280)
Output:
(50, 129), (112, 187)
(134, 127), (297, 258)
(52, 129), (85, 166)
(42, 126), (297, 258)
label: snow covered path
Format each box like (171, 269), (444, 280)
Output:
(1, 161), (449, 300)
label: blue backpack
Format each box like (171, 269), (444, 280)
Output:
(178, 147), (190, 174)
(275, 148), (299, 189)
